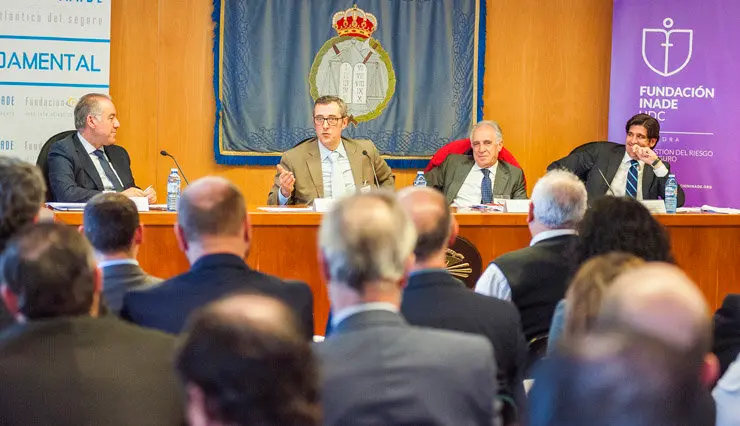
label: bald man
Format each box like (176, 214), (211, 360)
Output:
(121, 177), (314, 338)
(398, 187), (528, 425)
(176, 294), (321, 426)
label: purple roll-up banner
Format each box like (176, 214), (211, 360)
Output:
(608, 0), (740, 207)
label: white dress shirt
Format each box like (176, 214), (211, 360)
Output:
(474, 229), (578, 301)
(78, 132), (123, 191)
(607, 151), (668, 198)
(713, 354), (740, 426)
(453, 161), (498, 207)
(97, 259), (140, 268)
(279, 140), (356, 205)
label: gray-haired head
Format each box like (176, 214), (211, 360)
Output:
(73, 93), (112, 131)
(318, 191), (417, 294)
(469, 120), (503, 143)
(530, 169), (587, 229)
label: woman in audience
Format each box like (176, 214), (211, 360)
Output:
(547, 252), (644, 354)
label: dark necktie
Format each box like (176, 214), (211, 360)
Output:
(481, 168), (493, 204)
(625, 159), (639, 198)
(92, 150), (124, 191)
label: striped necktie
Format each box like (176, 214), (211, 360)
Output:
(625, 159), (639, 198)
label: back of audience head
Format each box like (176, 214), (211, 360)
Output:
(175, 176), (250, 259)
(0, 157), (46, 253)
(598, 262), (718, 386)
(574, 196), (673, 265)
(397, 187), (456, 264)
(562, 252), (644, 342)
(0, 223), (101, 321)
(318, 191), (416, 300)
(176, 293), (320, 426)
(82, 192), (141, 257)
(529, 328), (706, 426)
(529, 169), (587, 231)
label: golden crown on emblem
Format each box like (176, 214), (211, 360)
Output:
(332, 5), (377, 39)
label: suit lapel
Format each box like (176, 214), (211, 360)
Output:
(344, 138), (364, 188)
(73, 135), (104, 190)
(642, 162), (655, 197)
(447, 157), (474, 204)
(305, 141), (324, 198)
(493, 161), (510, 197)
(104, 147), (127, 187)
(604, 145), (625, 192)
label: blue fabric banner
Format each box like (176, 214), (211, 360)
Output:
(213, 0), (485, 168)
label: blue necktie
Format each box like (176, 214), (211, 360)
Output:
(625, 159), (639, 198)
(481, 168), (493, 204)
(92, 150), (124, 191)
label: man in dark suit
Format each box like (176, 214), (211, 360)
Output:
(122, 176), (314, 338)
(81, 193), (161, 315)
(476, 170), (587, 343)
(712, 294), (740, 377)
(398, 187), (528, 425)
(426, 120), (527, 206)
(0, 223), (183, 426)
(548, 113), (685, 206)
(316, 191), (498, 426)
(0, 157), (46, 332)
(47, 93), (156, 203)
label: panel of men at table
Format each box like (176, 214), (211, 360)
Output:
(51, 210), (740, 333)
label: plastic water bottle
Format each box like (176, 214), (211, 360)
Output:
(664, 174), (678, 214)
(413, 171), (427, 187)
(166, 168), (181, 212)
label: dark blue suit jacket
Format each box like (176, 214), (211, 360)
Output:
(121, 254), (314, 339)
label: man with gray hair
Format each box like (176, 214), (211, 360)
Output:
(316, 191), (499, 425)
(476, 170), (587, 342)
(47, 93), (156, 203)
(426, 120), (526, 206)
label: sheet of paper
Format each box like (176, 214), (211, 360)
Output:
(257, 206), (314, 212)
(45, 202), (86, 211)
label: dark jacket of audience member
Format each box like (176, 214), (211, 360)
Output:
(0, 224), (183, 426)
(713, 293), (740, 377)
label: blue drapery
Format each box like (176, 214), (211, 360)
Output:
(213, 0), (486, 168)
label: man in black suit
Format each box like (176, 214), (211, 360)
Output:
(81, 193), (161, 315)
(476, 170), (587, 342)
(0, 157), (46, 332)
(122, 176), (314, 338)
(712, 294), (740, 377)
(47, 93), (156, 203)
(316, 191), (498, 425)
(398, 187), (528, 425)
(548, 113), (685, 206)
(0, 223), (183, 426)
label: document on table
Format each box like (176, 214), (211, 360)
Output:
(257, 206), (314, 212)
(45, 202), (86, 211)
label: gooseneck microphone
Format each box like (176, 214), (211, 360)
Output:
(362, 150), (379, 187)
(160, 150), (190, 185)
(597, 168), (616, 196)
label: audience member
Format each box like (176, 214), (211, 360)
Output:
(547, 252), (643, 354)
(713, 353), (740, 426)
(476, 169), (587, 341)
(398, 186), (527, 425)
(548, 113), (685, 206)
(316, 191), (498, 425)
(529, 328), (706, 426)
(426, 120), (526, 205)
(47, 93), (156, 203)
(122, 176), (314, 337)
(712, 293), (740, 377)
(0, 223), (182, 425)
(0, 157), (46, 331)
(176, 293), (321, 426)
(267, 95), (394, 205)
(573, 195), (674, 265)
(82, 192), (161, 314)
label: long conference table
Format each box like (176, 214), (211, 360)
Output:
(52, 210), (740, 333)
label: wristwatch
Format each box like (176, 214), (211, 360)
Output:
(651, 158), (662, 167)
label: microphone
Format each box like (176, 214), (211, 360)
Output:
(362, 150), (379, 187)
(597, 167), (616, 196)
(160, 150), (190, 185)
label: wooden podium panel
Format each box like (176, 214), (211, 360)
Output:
(53, 210), (740, 332)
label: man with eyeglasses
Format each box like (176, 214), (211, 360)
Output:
(267, 95), (394, 205)
(548, 113), (685, 206)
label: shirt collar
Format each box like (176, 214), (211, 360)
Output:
(622, 151), (643, 166)
(530, 229), (577, 246)
(471, 160), (498, 174)
(97, 258), (139, 268)
(332, 302), (399, 328)
(318, 139), (348, 162)
(77, 132), (100, 155)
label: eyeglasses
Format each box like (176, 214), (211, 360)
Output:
(314, 116), (344, 126)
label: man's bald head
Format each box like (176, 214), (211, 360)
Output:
(598, 263), (710, 353)
(397, 187), (452, 262)
(177, 176), (247, 243)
